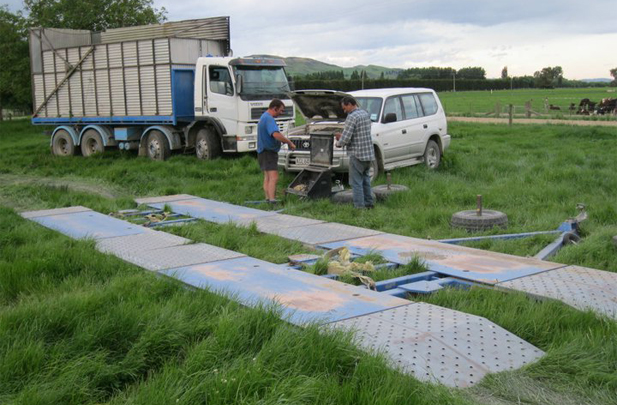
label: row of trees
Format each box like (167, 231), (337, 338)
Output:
(0, 0), (167, 119)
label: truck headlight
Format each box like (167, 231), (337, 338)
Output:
(245, 125), (254, 134)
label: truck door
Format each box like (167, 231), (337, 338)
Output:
(204, 65), (238, 135)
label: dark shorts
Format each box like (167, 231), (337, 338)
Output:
(258, 150), (278, 171)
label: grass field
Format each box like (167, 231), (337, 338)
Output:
(1, 118), (617, 404)
(438, 87), (617, 119)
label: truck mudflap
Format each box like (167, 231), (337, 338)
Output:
(51, 126), (79, 147)
(140, 126), (182, 151)
(79, 125), (116, 147)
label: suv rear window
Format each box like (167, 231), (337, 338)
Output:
(418, 93), (438, 116)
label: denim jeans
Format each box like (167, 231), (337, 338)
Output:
(349, 156), (374, 208)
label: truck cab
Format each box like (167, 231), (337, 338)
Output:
(194, 57), (295, 154)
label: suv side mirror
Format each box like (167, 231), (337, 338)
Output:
(383, 112), (397, 123)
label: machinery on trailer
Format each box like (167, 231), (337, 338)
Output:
(29, 17), (295, 160)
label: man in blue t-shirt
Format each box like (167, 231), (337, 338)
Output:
(257, 99), (296, 202)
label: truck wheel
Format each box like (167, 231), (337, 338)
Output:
(195, 128), (221, 160)
(81, 130), (104, 157)
(146, 131), (170, 161)
(424, 140), (441, 169)
(51, 129), (77, 156)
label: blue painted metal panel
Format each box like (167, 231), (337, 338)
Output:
(398, 280), (443, 293)
(149, 198), (277, 224)
(439, 230), (562, 245)
(159, 256), (410, 326)
(321, 233), (563, 284)
(172, 68), (195, 122)
(374, 271), (438, 292)
(32, 116), (175, 125)
(114, 127), (141, 141)
(31, 211), (148, 240)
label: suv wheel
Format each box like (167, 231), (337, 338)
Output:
(424, 140), (441, 169)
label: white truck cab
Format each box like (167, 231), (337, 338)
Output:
(194, 57), (295, 154)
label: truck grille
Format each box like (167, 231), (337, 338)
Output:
(251, 107), (294, 120)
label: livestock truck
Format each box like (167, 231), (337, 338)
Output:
(29, 17), (295, 160)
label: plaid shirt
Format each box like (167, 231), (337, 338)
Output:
(337, 108), (375, 161)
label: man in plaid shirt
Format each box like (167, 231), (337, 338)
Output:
(335, 96), (376, 209)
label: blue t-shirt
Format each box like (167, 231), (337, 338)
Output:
(257, 111), (281, 153)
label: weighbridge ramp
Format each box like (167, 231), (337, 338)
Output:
(22, 205), (545, 388)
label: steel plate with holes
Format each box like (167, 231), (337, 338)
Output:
(134, 194), (199, 205)
(327, 302), (544, 387)
(273, 222), (382, 246)
(236, 213), (325, 233)
(498, 265), (617, 319)
(148, 198), (278, 224)
(96, 231), (191, 256)
(158, 256), (409, 325)
(20, 206), (92, 219)
(320, 233), (564, 284)
(27, 210), (148, 240)
(109, 243), (246, 271)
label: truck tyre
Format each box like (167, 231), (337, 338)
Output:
(451, 210), (508, 232)
(195, 128), (222, 160)
(331, 189), (377, 205)
(51, 129), (78, 156)
(372, 184), (409, 201)
(424, 140), (441, 169)
(146, 130), (170, 161)
(81, 130), (104, 157)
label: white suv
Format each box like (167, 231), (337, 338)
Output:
(278, 88), (451, 181)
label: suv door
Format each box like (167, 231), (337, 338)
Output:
(412, 92), (442, 155)
(400, 94), (428, 157)
(378, 96), (410, 162)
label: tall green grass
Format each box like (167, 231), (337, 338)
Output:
(1, 118), (617, 404)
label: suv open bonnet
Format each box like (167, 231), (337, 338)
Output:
(291, 90), (350, 122)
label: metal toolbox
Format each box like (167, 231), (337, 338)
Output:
(286, 133), (334, 199)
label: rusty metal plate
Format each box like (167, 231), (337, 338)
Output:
(110, 243), (246, 271)
(273, 223), (382, 246)
(328, 302), (544, 387)
(498, 265), (617, 319)
(96, 231), (191, 256)
(20, 206), (92, 219)
(236, 213), (325, 233)
(147, 198), (278, 224)
(321, 233), (563, 284)
(158, 256), (409, 325)
(29, 210), (148, 240)
(134, 194), (199, 205)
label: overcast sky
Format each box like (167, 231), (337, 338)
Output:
(5, 0), (616, 79)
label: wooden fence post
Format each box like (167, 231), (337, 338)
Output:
(509, 104), (513, 126)
(495, 102), (501, 118)
(525, 101), (531, 118)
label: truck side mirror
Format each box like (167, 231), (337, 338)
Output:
(236, 75), (243, 94)
(383, 112), (397, 123)
(287, 76), (295, 91)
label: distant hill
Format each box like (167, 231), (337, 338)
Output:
(249, 55), (402, 79)
(580, 78), (612, 83)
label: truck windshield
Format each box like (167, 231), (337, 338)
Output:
(356, 97), (383, 122)
(233, 66), (291, 100)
